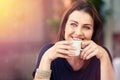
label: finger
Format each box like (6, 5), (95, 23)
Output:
(82, 40), (92, 49)
(57, 53), (72, 59)
(81, 42), (97, 60)
(57, 49), (72, 54)
(59, 44), (75, 50)
(80, 43), (92, 59)
(82, 47), (95, 60)
(85, 50), (97, 60)
(81, 43), (92, 54)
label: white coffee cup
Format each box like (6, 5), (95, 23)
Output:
(72, 40), (82, 56)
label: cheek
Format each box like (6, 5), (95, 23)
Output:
(64, 26), (73, 38)
(84, 31), (93, 40)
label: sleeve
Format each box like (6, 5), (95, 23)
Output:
(32, 43), (54, 78)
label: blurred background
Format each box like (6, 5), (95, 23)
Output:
(0, 0), (120, 80)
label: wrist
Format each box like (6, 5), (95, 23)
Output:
(99, 52), (109, 62)
(43, 48), (55, 62)
(42, 53), (53, 64)
(39, 55), (52, 71)
(97, 48), (108, 61)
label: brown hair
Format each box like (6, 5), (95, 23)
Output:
(57, 0), (102, 45)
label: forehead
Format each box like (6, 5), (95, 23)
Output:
(68, 10), (93, 23)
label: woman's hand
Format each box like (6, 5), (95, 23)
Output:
(79, 40), (114, 80)
(80, 40), (108, 60)
(37, 40), (75, 77)
(43, 41), (75, 62)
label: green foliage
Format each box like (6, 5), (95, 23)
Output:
(47, 18), (60, 32)
(88, 0), (105, 22)
(72, 0), (104, 13)
(88, 0), (104, 13)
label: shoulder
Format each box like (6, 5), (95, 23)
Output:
(39, 43), (54, 56)
(36, 43), (54, 60)
(41, 43), (54, 51)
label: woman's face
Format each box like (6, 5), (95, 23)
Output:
(64, 10), (94, 41)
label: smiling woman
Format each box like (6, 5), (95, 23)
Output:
(33, 0), (114, 80)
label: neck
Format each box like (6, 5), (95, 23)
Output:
(66, 56), (85, 71)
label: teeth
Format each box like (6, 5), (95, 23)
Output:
(72, 38), (82, 40)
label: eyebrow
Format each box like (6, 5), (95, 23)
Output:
(69, 20), (78, 24)
(84, 24), (93, 27)
(69, 20), (93, 26)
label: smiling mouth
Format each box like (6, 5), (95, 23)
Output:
(72, 37), (82, 41)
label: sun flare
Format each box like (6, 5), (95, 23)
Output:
(0, 0), (17, 30)
(0, 0), (38, 42)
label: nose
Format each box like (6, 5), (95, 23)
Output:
(74, 27), (83, 36)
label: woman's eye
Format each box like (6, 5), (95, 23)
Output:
(84, 26), (91, 29)
(70, 23), (77, 27)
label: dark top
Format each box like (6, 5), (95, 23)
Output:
(32, 43), (112, 80)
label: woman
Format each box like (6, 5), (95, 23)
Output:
(33, 0), (114, 80)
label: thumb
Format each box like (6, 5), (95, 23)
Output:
(81, 40), (91, 49)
